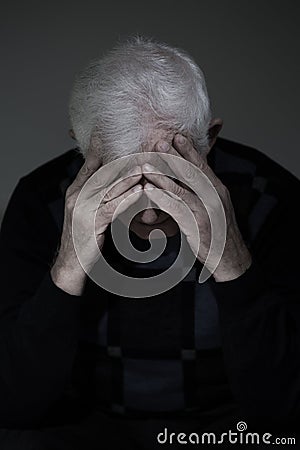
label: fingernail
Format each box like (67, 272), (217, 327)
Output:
(144, 183), (155, 190)
(177, 135), (186, 144)
(133, 185), (142, 192)
(159, 141), (169, 152)
(129, 166), (141, 176)
(143, 163), (154, 171)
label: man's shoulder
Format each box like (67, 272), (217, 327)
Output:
(213, 137), (300, 194)
(212, 137), (299, 246)
(12, 149), (84, 232)
(20, 148), (84, 197)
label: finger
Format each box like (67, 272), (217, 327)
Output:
(153, 140), (200, 185)
(68, 132), (103, 194)
(142, 163), (198, 210)
(97, 184), (143, 226)
(157, 145), (224, 201)
(172, 135), (223, 189)
(143, 183), (193, 238)
(154, 138), (222, 190)
(173, 134), (201, 167)
(150, 140), (182, 180)
(102, 167), (142, 202)
(153, 140), (181, 159)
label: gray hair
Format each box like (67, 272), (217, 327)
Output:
(69, 36), (212, 162)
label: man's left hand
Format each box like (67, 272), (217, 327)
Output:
(142, 134), (252, 282)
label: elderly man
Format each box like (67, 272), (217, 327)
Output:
(0, 37), (299, 449)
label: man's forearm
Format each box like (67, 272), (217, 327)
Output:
(212, 233), (252, 282)
(51, 255), (87, 296)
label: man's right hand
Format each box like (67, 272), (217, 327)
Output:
(51, 133), (143, 295)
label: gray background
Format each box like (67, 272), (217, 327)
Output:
(1, 0), (299, 217)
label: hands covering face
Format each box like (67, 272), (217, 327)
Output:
(142, 134), (252, 282)
(52, 130), (252, 297)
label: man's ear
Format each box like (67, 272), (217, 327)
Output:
(69, 129), (76, 140)
(207, 118), (223, 150)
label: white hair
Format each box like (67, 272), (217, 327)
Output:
(69, 36), (212, 162)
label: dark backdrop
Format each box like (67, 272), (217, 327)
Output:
(1, 0), (299, 216)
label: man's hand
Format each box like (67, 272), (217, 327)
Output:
(51, 133), (143, 295)
(143, 134), (252, 282)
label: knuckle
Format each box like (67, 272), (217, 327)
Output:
(164, 194), (175, 209)
(80, 163), (91, 176)
(89, 132), (101, 151)
(174, 197), (185, 212)
(173, 184), (185, 198)
(199, 160), (207, 171)
(184, 165), (197, 183)
(102, 187), (113, 203)
(65, 185), (73, 198)
(103, 201), (115, 216)
(219, 183), (230, 201)
(65, 193), (76, 210)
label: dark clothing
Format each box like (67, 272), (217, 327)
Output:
(0, 138), (300, 449)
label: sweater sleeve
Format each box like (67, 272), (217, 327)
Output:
(210, 200), (300, 430)
(0, 177), (81, 428)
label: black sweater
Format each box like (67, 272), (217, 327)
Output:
(0, 138), (299, 431)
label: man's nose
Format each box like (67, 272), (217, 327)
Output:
(139, 207), (159, 224)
